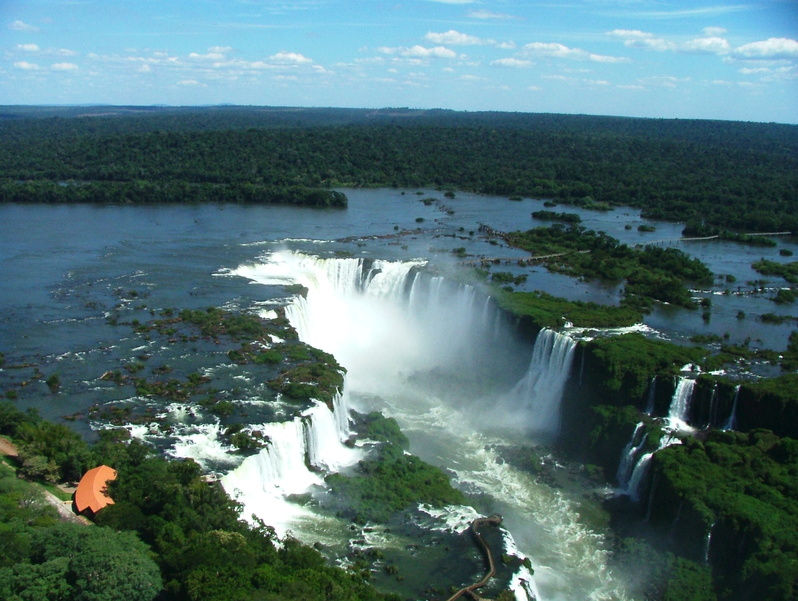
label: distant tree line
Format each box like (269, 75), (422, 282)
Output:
(0, 107), (796, 229)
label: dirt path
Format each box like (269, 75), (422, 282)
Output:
(0, 435), (19, 458)
(0, 435), (90, 525)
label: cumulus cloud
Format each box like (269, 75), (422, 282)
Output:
(178, 79), (205, 86)
(425, 30), (487, 46)
(523, 42), (628, 63)
(16, 43), (40, 52)
(269, 51), (313, 64)
(51, 62), (78, 71)
(733, 38), (798, 60)
(681, 36), (731, 55)
(609, 29), (731, 55)
(189, 50), (228, 61)
(608, 30), (676, 52)
(378, 45), (457, 59)
(490, 58), (532, 68)
(13, 61), (40, 70)
(9, 20), (40, 32)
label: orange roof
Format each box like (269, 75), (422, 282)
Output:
(74, 465), (117, 514)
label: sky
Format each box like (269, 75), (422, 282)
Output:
(2, 1), (797, 124)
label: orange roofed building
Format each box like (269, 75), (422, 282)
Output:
(74, 465), (117, 515)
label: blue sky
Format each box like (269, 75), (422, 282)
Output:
(2, 1), (797, 123)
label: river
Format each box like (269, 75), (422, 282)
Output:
(1, 189), (796, 600)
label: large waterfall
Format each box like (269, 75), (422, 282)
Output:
(225, 250), (630, 601)
(501, 329), (577, 437)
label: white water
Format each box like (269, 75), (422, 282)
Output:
(624, 434), (681, 501)
(667, 377), (696, 431)
(221, 392), (359, 538)
(229, 250), (631, 601)
(723, 385), (741, 430)
(501, 329), (577, 437)
(644, 377), (656, 415)
(616, 422), (647, 490)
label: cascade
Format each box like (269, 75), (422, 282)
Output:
(503, 329), (577, 437)
(704, 521), (716, 565)
(616, 422), (647, 489)
(707, 383), (719, 427)
(723, 385), (741, 430)
(667, 377), (696, 431)
(624, 433), (680, 501)
(221, 392), (359, 536)
(644, 376), (657, 415)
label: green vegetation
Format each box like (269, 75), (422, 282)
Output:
(752, 259), (798, 283)
(683, 220), (780, 246)
(325, 415), (465, 523)
(531, 210), (581, 223)
(494, 289), (642, 329)
(0, 180), (347, 207)
(1, 107), (796, 232)
(649, 430), (798, 601)
(0, 472), (163, 601)
(0, 403), (399, 601)
(502, 224), (713, 309)
(584, 333), (705, 401)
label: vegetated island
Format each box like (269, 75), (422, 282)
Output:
(1, 106), (797, 233)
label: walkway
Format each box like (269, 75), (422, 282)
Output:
(0, 435), (90, 525)
(445, 515), (503, 601)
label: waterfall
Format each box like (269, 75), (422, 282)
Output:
(505, 329), (577, 437)
(644, 376), (656, 415)
(707, 383), (719, 427)
(221, 393), (359, 535)
(624, 433), (680, 501)
(723, 385), (741, 430)
(667, 377), (696, 431)
(704, 521), (716, 565)
(616, 422), (647, 489)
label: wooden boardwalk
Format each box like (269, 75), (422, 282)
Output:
(445, 515), (504, 601)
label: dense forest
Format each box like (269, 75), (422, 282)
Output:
(1, 106), (797, 231)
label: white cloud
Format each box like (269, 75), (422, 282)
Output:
(16, 43), (40, 52)
(734, 38), (798, 60)
(490, 58), (532, 68)
(424, 0), (474, 3)
(378, 45), (457, 59)
(54, 48), (78, 57)
(703, 27), (727, 36)
(609, 29), (731, 55)
(468, 10), (520, 20)
(523, 42), (628, 63)
(51, 62), (78, 71)
(607, 30), (675, 51)
(189, 51), (228, 61)
(13, 61), (40, 70)
(9, 20), (40, 32)
(681, 37), (731, 55)
(268, 51), (313, 64)
(178, 79), (205, 86)
(425, 30), (487, 46)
